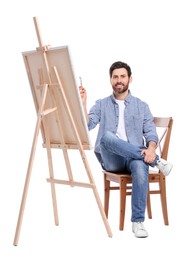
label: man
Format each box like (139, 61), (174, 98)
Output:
(79, 61), (173, 238)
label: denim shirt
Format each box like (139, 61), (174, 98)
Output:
(88, 92), (158, 159)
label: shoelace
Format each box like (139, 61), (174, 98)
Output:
(136, 222), (145, 230)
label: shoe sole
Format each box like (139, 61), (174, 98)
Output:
(135, 234), (148, 238)
(132, 230), (148, 238)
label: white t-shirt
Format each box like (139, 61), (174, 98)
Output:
(115, 99), (127, 141)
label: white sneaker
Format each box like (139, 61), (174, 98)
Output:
(156, 158), (173, 176)
(132, 222), (148, 238)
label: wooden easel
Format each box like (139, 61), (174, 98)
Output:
(13, 17), (112, 246)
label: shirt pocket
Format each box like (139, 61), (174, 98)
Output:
(127, 115), (143, 133)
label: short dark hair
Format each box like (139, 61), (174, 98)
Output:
(109, 61), (132, 78)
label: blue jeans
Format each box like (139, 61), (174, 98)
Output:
(98, 131), (159, 222)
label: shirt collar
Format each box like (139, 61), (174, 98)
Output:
(111, 90), (132, 104)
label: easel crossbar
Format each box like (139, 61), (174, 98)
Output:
(47, 178), (95, 188)
(42, 143), (92, 150)
(41, 107), (57, 116)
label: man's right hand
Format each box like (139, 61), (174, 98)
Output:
(79, 86), (89, 123)
(79, 86), (87, 105)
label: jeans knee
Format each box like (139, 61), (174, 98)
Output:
(100, 131), (115, 146)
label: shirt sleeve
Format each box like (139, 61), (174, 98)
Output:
(143, 103), (158, 145)
(87, 99), (101, 130)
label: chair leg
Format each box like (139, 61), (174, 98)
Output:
(119, 177), (127, 230)
(104, 174), (110, 218)
(159, 175), (169, 225)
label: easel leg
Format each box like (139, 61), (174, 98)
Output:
(78, 151), (113, 237)
(53, 66), (113, 237)
(43, 117), (59, 225)
(80, 151), (113, 237)
(92, 184), (113, 237)
(49, 88), (74, 183)
(76, 147), (113, 237)
(13, 85), (48, 246)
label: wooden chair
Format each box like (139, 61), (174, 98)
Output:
(103, 117), (173, 230)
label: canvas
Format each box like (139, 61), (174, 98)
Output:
(22, 46), (92, 149)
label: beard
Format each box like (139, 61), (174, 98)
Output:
(113, 82), (129, 94)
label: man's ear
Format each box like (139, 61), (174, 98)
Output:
(129, 76), (133, 83)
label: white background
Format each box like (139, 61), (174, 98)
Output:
(0, 0), (192, 259)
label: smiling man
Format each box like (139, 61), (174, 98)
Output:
(79, 61), (173, 238)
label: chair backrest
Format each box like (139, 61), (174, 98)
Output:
(153, 117), (173, 160)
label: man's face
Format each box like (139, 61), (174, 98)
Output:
(110, 68), (131, 95)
